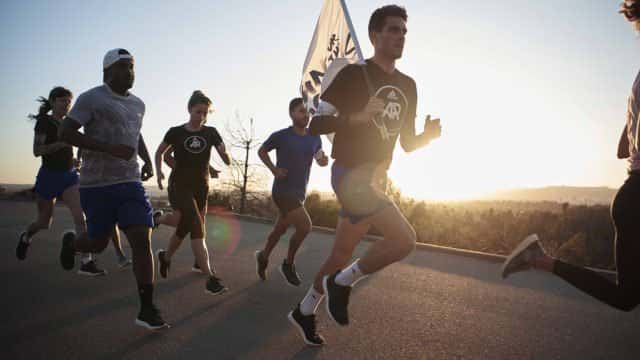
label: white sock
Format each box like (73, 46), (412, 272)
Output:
(335, 260), (366, 287)
(80, 253), (93, 264)
(299, 286), (324, 315)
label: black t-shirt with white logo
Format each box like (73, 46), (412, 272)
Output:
(162, 125), (223, 185)
(34, 115), (74, 170)
(321, 59), (418, 168)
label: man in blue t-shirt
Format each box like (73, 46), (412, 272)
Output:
(256, 97), (328, 286)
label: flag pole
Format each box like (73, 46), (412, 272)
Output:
(340, 0), (364, 63)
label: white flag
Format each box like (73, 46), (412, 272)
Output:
(300, 0), (364, 116)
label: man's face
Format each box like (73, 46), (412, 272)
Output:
(290, 103), (309, 128)
(372, 16), (407, 60)
(107, 58), (135, 90)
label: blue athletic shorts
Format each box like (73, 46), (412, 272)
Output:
(34, 167), (79, 200)
(79, 182), (153, 239)
(331, 162), (393, 224)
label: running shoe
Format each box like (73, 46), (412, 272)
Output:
(135, 304), (169, 330)
(16, 231), (30, 260)
(502, 234), (546, 279)
(255, 250), (268, 280)
(78, 260), (107, 276)
(205, 275), (228, 295)
(156, 249), (170, 278)
(59, 231), (76, 270)
(288, 305), (325, 346)
(323, 271), (351, 326)
(280, 260), (301, 286)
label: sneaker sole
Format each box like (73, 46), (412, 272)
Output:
(60, 234), (76, 271)
(191, 268), (204, 273)
(156, 249), (168, 279)
(134, 319), (170, 330)
(204, 287), (228, 296)
(287, 311), (324, 347)
(501, 234), (539, 279)
(255, 250), (266, 280)
(16, 232), (28, 260)
(77, 270), (108, 276)
(322, 276), (348, 326)
(278, 265), (301, 287)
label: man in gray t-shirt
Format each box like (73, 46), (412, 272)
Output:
(68, 84), (145, 187)
(59, 48), (167, 330)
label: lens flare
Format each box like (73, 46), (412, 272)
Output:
(206, 206), (242, 255)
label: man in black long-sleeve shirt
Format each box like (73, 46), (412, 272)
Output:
(287, 5), (442, 346)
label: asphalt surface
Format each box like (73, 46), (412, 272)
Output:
(1, 200), (639, 359)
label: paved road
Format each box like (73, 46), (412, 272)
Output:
(1, 200), (639, 359)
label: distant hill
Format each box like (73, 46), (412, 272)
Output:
(1, 183), (618, 205)
(0, 184), (34, 193)
(479, 186), (617, 205)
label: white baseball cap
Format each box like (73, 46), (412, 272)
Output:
(103, 48), (134, 69)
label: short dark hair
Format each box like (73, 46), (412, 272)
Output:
(368, 5), (407, 33)
(188, 90), (212, 111)
(289, 97), (304, 113)
(621, 1), (640, 30)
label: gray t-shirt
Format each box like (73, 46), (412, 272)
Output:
(68, 84), (144, 187)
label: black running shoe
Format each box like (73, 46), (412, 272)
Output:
(152, 209), (163, 229)
(205, 275), (228, 295)
(16, 232), (30, 260)
(255, 250), (268, 280)
(59, 231), (76, 270)
(77, 260), (107, 276)
(287, 305), (325, 346)
(323, 271), (351, 326)
(280, 260), (301, 286)
(191, 261), (203, 273)
(502, 234), (546, 279)
(156, 249), (170, 278)
(135, 304), (169, 330)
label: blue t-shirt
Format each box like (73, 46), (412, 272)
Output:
(262, 126), (322, 200)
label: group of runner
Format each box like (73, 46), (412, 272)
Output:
(14, 3), (640, 346)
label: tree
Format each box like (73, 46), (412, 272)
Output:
(221, 113), (267, 214)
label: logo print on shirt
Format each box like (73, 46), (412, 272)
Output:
(184, 135), (207, 154)
(372, 85), (408, 141)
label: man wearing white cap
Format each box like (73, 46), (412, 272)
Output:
(59, 48), (167, 330)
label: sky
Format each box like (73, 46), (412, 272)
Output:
(1, 0), (638, 200)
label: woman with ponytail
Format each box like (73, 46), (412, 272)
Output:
(154, 90), (231, 295)
(17, 87), (105, 276)
(502, 1), (640, 312)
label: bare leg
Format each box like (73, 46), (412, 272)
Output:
(262, 216), (289, 259)
(60, 184), (86, 235)
(357, 203), (417, 275)
(190, 237), (214, 277)
(122, 225), (154, 284)
(188, 201), (209, 274)
(74, 230), (112, 254)
(312, 217), (370, 292)
(165, 232), (185, 260)
(285, 207), (312, 264)
(111, 225), (127, 259)
(156, 210), (181, 228)
(61, 185), (94, 262)
(25, 196), (55, 240)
